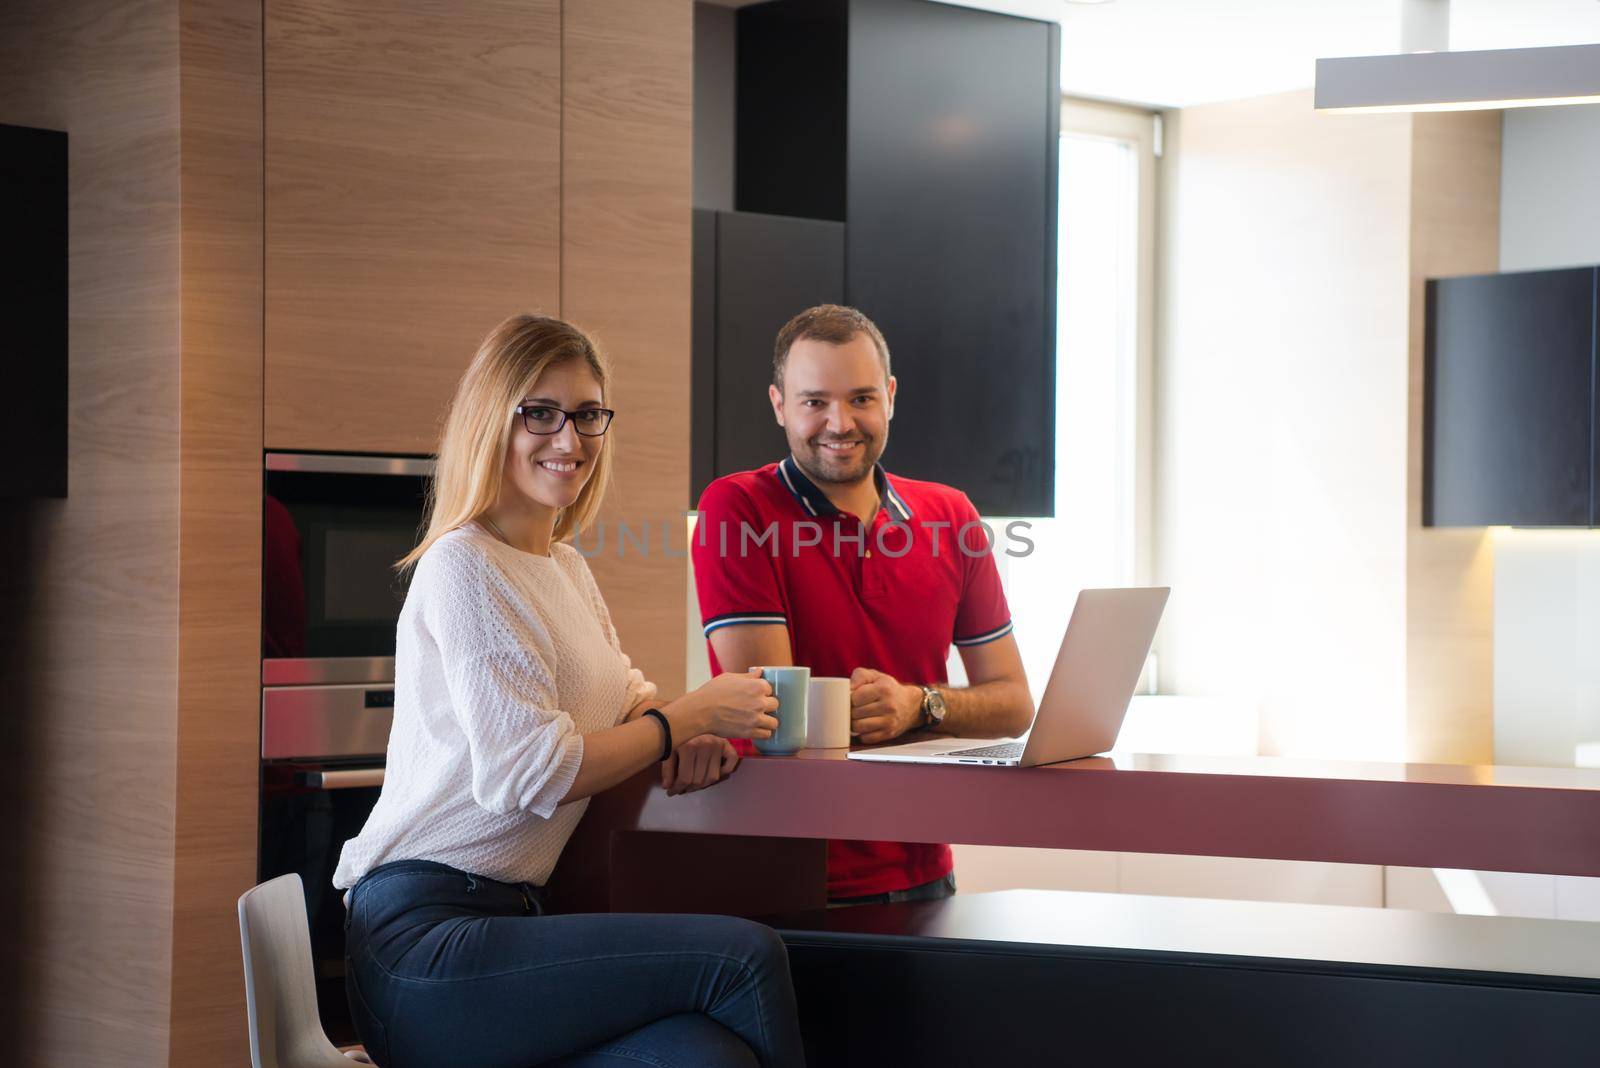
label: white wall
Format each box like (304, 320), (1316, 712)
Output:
(1154, 91), (1412, 761)
(949, 100), (1600, 913)
(1494, 103), (1600, 769)
(1500, 103), (1600, 272)
(1493, 530), (1600, 766)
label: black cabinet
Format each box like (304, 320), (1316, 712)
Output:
(844, 0), (1058, 517)
(699, 0), (1059, 516)
(1, 123), (67, 498)
(779, 891), (1600, 1068)
(1425, 266), (1599, 527)
(734, 0), (847, 224)
(790, 941), (1600, 1068)
(692, 209), (846, 502)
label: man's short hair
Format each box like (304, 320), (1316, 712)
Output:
(772, 304), (892, 391)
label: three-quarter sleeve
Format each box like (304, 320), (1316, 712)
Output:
(420, 542), (584, 819)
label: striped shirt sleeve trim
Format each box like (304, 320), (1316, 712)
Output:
(953, 620), (1014, 647)
(703, 612), (788, 636)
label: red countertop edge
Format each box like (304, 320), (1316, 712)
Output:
(623, 747), (1600, 877)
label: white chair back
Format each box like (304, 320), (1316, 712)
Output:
(238, 873), (366, 1068)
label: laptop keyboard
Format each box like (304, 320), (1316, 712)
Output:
(945, 741), (1025, 761)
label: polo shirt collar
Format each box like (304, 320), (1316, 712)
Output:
(775, 455), (914, 522)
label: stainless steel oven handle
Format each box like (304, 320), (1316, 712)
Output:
(265, 452), (434, 477)
(263, 657), (396, 686)
(303, 768), (386, 790)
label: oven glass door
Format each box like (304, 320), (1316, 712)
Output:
(264, 454), (431, 664)
(259, 760), (384, 1047)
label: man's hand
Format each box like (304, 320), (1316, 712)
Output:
(849, 667), (926, 745)
(660, 735), (740, 796)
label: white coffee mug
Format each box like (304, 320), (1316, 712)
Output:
(806, 676), (852, 749)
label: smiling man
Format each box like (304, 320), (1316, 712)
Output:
(690, 304), (1035, 905)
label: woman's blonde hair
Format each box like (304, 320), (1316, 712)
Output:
(399, 313), (614, 570)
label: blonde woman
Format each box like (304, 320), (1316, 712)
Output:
(334, 315), (805, 1068)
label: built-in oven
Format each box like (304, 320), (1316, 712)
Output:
(262, 451), (432, 665)
(258, 452), (431, 1044)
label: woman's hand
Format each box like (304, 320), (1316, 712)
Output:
(666, 669), (779, 741)
(660, 735), (740, 796)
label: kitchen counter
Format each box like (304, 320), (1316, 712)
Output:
(546, 742), (1600, 914)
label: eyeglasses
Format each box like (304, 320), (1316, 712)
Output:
(514, 404), (616, 436)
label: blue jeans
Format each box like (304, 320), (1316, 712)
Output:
(344, 860), (806, 1068)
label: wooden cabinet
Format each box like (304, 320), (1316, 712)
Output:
(561, 0), (693, 695)
(265, 0), (561, 455)
(1425, 266), (1599, 526)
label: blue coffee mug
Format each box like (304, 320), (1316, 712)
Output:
(754, 666), (811, 755)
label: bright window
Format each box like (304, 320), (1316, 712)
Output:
(958, 99), (1158, 702)
(1055, 125), (1141, 588)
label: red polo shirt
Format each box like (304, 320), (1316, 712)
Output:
(692, 457), (1013, 898)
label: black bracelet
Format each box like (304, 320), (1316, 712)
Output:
(642, 708), (673, 762)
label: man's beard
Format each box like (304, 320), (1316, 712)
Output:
(790, 430), (884, 486)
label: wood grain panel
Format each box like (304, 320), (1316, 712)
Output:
(171, 0), (262, 1064)
(265, 0), (562, 454)
(0, 1), (181, 1064)
(561, 0), (693, 696)
(1405, 111), (1501, 764)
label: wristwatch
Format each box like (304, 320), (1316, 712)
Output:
(920, 685), (947, 728)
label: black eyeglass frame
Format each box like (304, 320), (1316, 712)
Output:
(513, 404), (616, 436)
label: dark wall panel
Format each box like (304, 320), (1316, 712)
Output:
(1, 124), (68, 498)
(693, 210), (846, 503)
(1426, 267), (1598, 526)
(735, 0), (848, 222)
(845, 0), (1057, 516)
(692, 209), (718, 500)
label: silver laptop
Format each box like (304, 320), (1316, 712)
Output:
(847, 587), (1169, 767)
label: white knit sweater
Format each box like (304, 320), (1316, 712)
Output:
(333, 524), (656, 890)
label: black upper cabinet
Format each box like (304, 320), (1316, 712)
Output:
(735, 0), (847, 223)
(726, 0), (1059, 516)
(1, 123), (68, 498)
(846, 0), (1057, 517)
(692, 209), (846, 504)
(1425, 266), (1600, 527)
